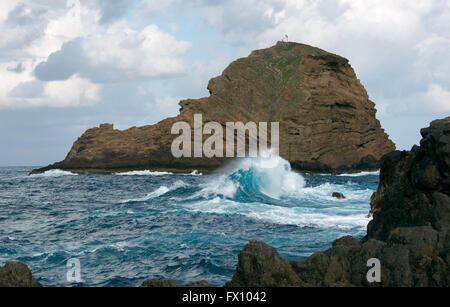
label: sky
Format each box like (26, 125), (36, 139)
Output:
(0, 0), (449, 166)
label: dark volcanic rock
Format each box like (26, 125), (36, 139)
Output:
(226, 240), (303, 287)
(31, 41), (394, 175)
(367, 117), (450, 241)
(0, 262), (41, 287)
(142, 279), (214, 287)
(332, 192), (346, 199)
(289, 236), (363, 287)
(226, 117), (450, 287)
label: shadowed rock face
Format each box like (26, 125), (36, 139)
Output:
(225, 241), (303, 287)
(31, 41), (394, 175)
(367, 117), (450, 241)
(0, 262), (41, 287)
(226, 118), (449, 287)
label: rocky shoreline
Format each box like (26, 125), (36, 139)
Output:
(3, 117), (448, 287)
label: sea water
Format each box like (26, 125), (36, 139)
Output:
(0, 155), (379, 286)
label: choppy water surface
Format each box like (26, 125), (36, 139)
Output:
(0, 156), (379, 286)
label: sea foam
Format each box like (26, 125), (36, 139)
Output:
(29, 169), (78, 177)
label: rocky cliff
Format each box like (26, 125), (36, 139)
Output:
(31, 41), (394, 175)
(226, 117), (450, 287)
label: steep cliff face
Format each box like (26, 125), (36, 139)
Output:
(226, 118), (450, 287)
(32, 42), (394, 175)
(367, 117), (450, 241)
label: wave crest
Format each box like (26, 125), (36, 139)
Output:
(211, 153), (305, 200)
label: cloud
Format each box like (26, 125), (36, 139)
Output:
(2, 71), (100, 108)
(0, 2), (48, 58)
(0, 0), (191, 109)
(6, 2), (47, 26)
(425, 83), (450, 112)
(34, 24), (191, 83)
(9, 80), (44, 98)
(7, 62), (25, 73)
(34, 39), (85, 82)
(43, 75), (100, 107)
(96, 0), (132, 24)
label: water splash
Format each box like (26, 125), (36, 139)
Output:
(217, 152), (305, 199)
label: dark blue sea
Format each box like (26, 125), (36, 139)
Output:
(0, 156), (379, 287)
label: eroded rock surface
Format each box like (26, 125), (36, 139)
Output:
(226, 241), (303, 287)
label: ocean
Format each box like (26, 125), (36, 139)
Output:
(0, 155), (379, 287)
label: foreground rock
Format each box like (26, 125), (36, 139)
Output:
(31, 41), (394, 175)
(226, 241), (303, 287)
(226, 117), (449, 287)
(0, 262), (41, 287)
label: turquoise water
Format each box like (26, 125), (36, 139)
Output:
(0, 156), (379, 286)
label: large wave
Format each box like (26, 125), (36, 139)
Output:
(224, 153), (305, 200)
(182, 153), (305, 202)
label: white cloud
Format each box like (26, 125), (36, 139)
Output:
(43, 75), (100, 107)
(414, 35), (450, 86)
(81, 24), (191, 80)
(1, 70), (99, 108)
(140, 0), (176, 15)
(425, 84), (450, 112)
(0, 0), (191, 109)
(154, 95), (181, 112)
